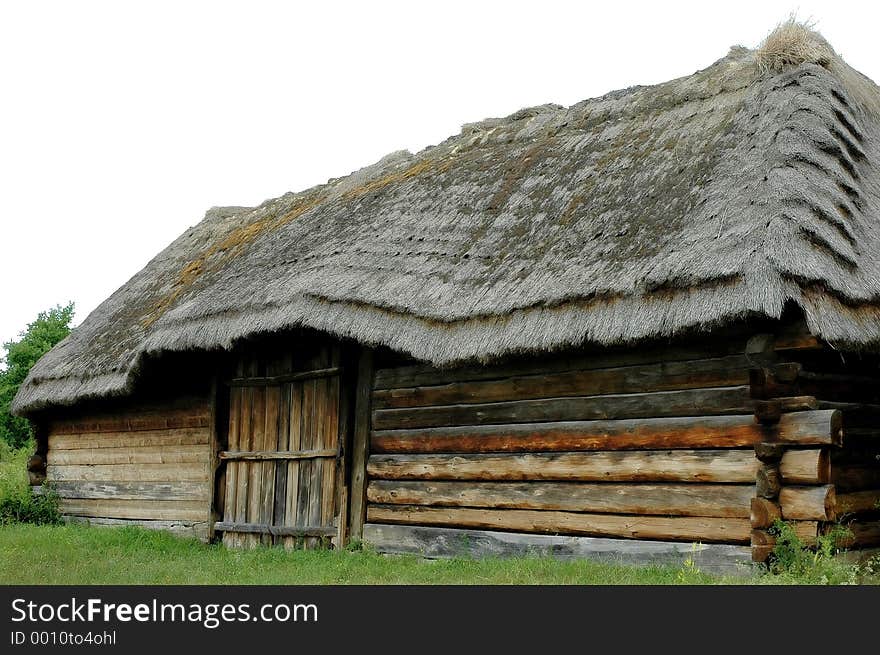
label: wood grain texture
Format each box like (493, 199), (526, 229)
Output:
(349, 349), (374, 540)
(362, 524), (753, 575)
(48, 445), (208, 466)
(49, 481), (210, 501)
(779, 485), (836, 521)
(367, 480), (753, 517)
(367, 504), (752, 543)
(750, 498), (782, 529)
(48, 463), (211, 482)
(50, 428), (210, 451)
(372, 336), (752, 390)
(373, 355), (750, 409)
(372, 414), (765, 453)
(372, 386), (755, 430)
(59, 498), (207, 521)
(367, 450), (759, 483)
(779, 449), (831, 484)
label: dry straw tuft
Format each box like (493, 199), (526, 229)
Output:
(755, 18), (880, 115)
(755, 18), (835, 74)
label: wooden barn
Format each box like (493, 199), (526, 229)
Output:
(13, 23), (880, 573)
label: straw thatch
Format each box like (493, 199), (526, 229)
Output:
(13, 23), (880, 414)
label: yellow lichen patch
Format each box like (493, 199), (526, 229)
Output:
(142, 192), (326, 327)
(342, 157), (451, 202)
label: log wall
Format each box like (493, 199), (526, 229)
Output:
(42, 392), (214, 541)
(363, 331), (780, 567)
(755, 343), (880, 554)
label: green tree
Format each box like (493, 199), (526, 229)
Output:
(0, 303), (75, 448)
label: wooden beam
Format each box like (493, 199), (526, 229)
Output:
(227, 366), (342, 387)
(775, 410), (842, 446)
(367, 450), (759, 483)
(348, 349), (374, 541)
(372, 386), (755, 430)
(372, 414), (766, 454)
(50, 480), (210, 501)
(750, 498), (782, 529)
(362, 524), (753, 576)
(213, 522), (337, 537)
(59, 498), (207, 521)
(367, 504), (752, 543)
(372, 337), (753, 390)
(779, 449), (831, 484)
(48, 445), (209, 465)
(779, 485), (836, 521)
(372, 355), (750, 410)
(835, 489), (880, 516)
(218, 449), (337, 461)
(50, 428), (210, 451)
(367, 480), (753, 517)
(47, 463), (211, 482)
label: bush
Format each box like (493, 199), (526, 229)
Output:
(0, 303), (75, 448)
(0, 442), (61, 526)
(767, 519), (855, 584)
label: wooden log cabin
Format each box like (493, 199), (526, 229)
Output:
(13, 23), (880, 574)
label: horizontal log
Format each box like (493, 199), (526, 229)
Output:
(218, 449), (337, 461)
(367, 450), (760, 483)
(752, 544), (775, 563)
(373, 338), (753, 390)
(835, 490), (880, 515)
(63, 516), (210, 541)
(50, 427), (210, 451)
(754, 397), (820, 422)
(213, 522), (337, 537)
(372, 414), (766, 454)
(750, 498), (782, 529)
(779, 485), (836, 521)
(47, 463), (211, 482)
(372, 386), (755, 430)
(362, 524), (753, 575)
(367, 504), (752, 544)
(59, 498), (207, 521)
(373, 355), (751, 410)
(779, 449), (830, 484)
(367, 480), (753, 517)
(837, 521), (880, 548)
(47, 445), (208, 466)
(832, 464), (880, 492)
(50, 480), (211, 501)
(228, 366), (342, 387)
(750, 522), (819, 547)
(49, 405), (211, 435)
(775, 410), (842, 446)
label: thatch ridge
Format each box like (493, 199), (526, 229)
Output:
(13, 23), (880, 414)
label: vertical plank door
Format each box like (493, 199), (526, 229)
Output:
(216, 344), (347, 548)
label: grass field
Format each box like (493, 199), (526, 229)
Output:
(1, 443), (875, 585)
(0, 523), (746, 585)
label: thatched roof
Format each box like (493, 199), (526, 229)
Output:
(14, 23), (880, 414)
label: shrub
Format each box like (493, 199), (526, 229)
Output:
(767, 519), (855, 584)
(0, 443), (61, 526)
(0, 303), (74, 448)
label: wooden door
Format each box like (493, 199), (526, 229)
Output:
(215, 342), (349, 549)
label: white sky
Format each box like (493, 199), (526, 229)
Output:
(1, 1), (878, 351)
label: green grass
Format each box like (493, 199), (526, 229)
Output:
(0, 523), (745, 585)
